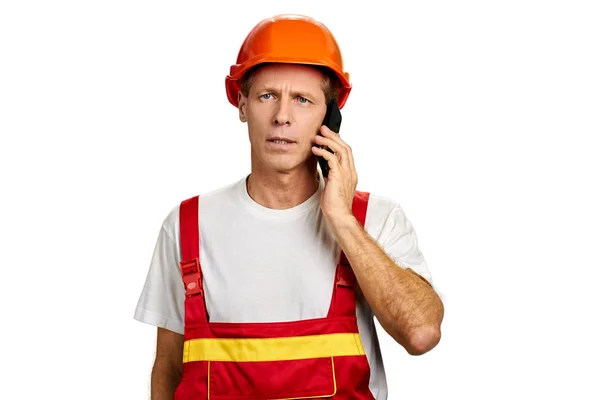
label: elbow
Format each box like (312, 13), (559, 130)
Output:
(404, 324), (441, 356)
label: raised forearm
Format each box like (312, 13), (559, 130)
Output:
(330, 215), (444, 355)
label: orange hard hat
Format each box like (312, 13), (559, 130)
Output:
(225, 14), (352, 109)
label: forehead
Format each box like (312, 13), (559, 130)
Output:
(251, 64), (325, 91)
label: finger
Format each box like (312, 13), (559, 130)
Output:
(312, 145), (341, 171)
(314, 136), (347, 170)
(318, 126), (351, 168)
(314, 134), (345, 156)
(320, 125), (344, 142)
(344, 140), (357, 179)
(321, 124), (351, 152)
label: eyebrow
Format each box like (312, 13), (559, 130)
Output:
(256, 87), (315, 99)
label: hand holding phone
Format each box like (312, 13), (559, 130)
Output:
(317, 100), (342, 178)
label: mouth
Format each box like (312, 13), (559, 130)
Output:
(266, 136), (297, 151)
(267, 136), (297, 144)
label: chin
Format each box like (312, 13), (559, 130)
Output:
(263, 157), (299, 172)
(271, 162), (298, 173)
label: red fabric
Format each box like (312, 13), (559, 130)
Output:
(175, 190), (375, 400)
(179, 196), (208, 324)
(210, 358), (335, 399)
(328, 191), (371, 320)
(176, 356), (374, 400)
(179, 195), (199, 261)
(185, 316), (359, 340)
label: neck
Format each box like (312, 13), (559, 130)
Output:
(246, 164), (320, 210)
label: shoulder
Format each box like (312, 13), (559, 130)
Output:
(160, 177), (245, 244)
(362, 191), (411, 236)
(364, 191), (404, 215)
(361, 190), (431, 282)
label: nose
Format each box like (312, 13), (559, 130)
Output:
(273, 100), (291, 126)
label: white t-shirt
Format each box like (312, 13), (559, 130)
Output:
(134, 173), (432, 400)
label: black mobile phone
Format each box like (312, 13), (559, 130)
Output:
(317, 100), (342, 178)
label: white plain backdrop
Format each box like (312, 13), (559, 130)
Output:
(1, 1), (599, 399)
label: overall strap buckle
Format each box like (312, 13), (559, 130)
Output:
(336, 253), (355, 288)
(180, 258), (203, 297)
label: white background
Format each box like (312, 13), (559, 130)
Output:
(1, 0), (599, 399)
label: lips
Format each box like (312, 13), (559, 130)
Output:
(266, 136), (297, 151)
(267, 136), (296, 143)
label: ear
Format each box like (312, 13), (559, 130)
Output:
(238, 92), (248, 123)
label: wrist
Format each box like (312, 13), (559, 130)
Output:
(326, 213), (360, 234)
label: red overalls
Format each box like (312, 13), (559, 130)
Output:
(173, 191), (376, 400)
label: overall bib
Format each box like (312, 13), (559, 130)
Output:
(174, 191), (376, 400)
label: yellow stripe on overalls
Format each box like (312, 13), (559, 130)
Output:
(183, 332), (365, 363)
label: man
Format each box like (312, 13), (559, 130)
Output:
(134, 14), (444, 399)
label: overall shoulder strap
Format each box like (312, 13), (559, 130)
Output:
(179, 195), (208, 324)
(327, 190), (371, 318)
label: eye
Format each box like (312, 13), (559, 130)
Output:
(297, 96), (310, 104)
(260, 93), (273, 100)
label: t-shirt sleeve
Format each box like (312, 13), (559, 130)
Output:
(133, 224), (185, 335)
(369, 201), (433, 285)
